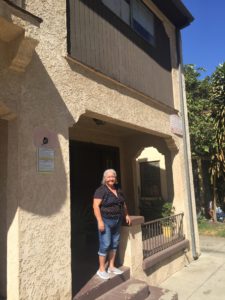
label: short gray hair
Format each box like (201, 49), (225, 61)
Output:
(101, 169), (117, 185)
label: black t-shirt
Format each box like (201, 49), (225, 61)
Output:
(94, 185), (125, 219)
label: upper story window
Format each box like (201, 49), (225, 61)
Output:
(102, 0), (130, 25)
(102, 0), (155, 45)
(132, 0), (154, 45)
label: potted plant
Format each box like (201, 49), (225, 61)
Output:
(161, 202), (175, 238)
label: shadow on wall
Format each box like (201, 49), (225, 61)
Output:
(0, 52), (75, 297)
(13, 52), (75, 215)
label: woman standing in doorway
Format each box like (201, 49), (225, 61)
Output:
(93, 169), (131, 280)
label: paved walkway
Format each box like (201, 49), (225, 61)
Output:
(159, 235), (225, 300)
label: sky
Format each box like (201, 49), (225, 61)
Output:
(181, 0), (225, 78)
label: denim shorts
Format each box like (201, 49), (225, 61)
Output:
(98, 216), (122, 256)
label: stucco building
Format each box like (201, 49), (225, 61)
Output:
(0, 0), (200, 299)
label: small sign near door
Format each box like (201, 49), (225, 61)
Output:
(170, 114), (183, 136)
(37, 147), (55, 173)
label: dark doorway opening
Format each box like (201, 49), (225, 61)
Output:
(69, 140), (120, 296)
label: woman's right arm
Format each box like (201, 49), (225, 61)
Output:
(93, 198), (105, 232)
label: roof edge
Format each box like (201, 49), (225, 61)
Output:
(172, 0), (194, 28)
(150, 0), (194, 29)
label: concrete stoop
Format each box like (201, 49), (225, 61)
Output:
(96, 278), (150, 299)
(146, 286), (178, 300)
(73, 266), (178, 300)
(73, 266), (130, 300)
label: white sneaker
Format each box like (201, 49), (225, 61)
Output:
(107, 267), (124, 275)
(96, 270), (110, 280)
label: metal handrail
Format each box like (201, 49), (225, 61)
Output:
(141, 213), (185, 259)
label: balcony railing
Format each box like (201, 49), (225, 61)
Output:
(141, 213), (185, 259)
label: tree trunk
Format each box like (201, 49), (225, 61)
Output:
(212, 175), (217, 222)
(197, 158), (205, 210)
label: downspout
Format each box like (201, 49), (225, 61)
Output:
(177, 30), (199, 259)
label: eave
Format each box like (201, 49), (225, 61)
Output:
(150, 0), (194, 29)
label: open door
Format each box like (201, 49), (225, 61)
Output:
(69, 140), (120, 295)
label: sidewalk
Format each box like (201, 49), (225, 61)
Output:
(159, 235), (225, 300)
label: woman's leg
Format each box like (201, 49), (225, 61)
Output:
(108, 218), (122, 268)
(99, 255), (107, 272)
(98, 220), (111, 271)
(108, 250), (117, 268)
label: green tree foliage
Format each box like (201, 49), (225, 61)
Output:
(184, 63), (225, 213)
(184, 64), (215, 157)
(209, 63), (225, 199)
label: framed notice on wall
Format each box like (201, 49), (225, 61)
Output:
(37, 147), (55, 173)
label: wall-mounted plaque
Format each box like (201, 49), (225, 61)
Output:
(37, 147), (54, 173)
(170, 114), (183, 136)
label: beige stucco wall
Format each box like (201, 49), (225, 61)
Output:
(0, 0), (199, 299)
(6, 119), (20, 300)
(0, 120), (8, 298)
(141, 253), (189, 286)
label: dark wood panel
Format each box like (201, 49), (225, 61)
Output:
(75, 0), (86, 62)
(101, 7), (110, 76)
(92, 1), (101, 70)
(69, 0), (174, 107)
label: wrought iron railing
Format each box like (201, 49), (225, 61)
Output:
(141, 213), (185, 259)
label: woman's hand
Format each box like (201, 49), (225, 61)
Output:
(98, 220), (105, 232)
(125, 215), (131, 226)
(93, 198), (105, 231)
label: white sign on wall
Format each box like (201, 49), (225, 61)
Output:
(170, 114), (183, 136)
(37, 147), (55, 173)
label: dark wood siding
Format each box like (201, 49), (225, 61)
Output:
(68, 0), (174, 107)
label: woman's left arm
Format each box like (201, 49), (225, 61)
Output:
(124, 203), (131, 225)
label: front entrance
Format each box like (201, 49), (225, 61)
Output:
(69, 140), (120, 295)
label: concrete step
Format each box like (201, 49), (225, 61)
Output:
(146, 286), (178, 300)
(96, 278), (150, 300)
(73, 266), (130, 300)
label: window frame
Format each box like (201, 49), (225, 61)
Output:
(131, 0), (155, 45)
(139, 160), (161, 198)
(101, 0), (155, 46)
